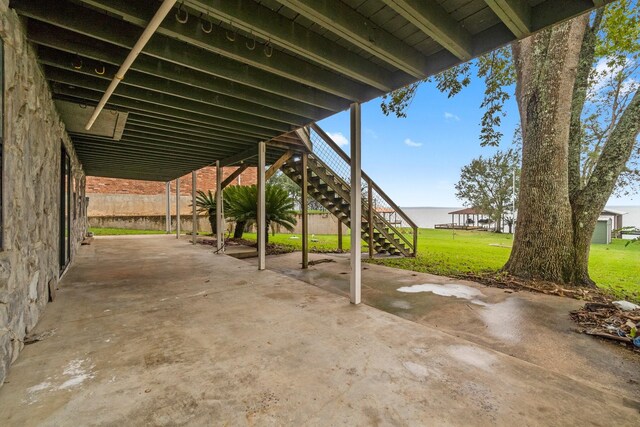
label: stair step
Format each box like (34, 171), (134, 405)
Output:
(281, 163), (412, 257)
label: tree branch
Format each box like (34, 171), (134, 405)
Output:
(580, 87), (640, 207)
(569, 9), (604, 203)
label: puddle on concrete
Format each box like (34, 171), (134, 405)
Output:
(447, 345), (497, 372)
(390, 300), (412, 310)
(479, 298), (523, 344)
(396, 284), (524, 344)
(397, 283), (487, 305)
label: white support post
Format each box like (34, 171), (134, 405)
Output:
(257, 141), (266, 270)
(301, 152), (309, 269)
(165, 182), (171, 234)
(175, 177), (180, 239)
(350, 103), (362, 305)
(192, 171), (197, 244)
(215, 161), (224, 253)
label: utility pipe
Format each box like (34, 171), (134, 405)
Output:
(85, 0), (177, 130)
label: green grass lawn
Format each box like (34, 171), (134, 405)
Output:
(241, 232), (365, 253)
(242, 228), (639, 300)
(89, 227), (167, 236)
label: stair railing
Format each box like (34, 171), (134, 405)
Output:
(308, 123), (418, 256)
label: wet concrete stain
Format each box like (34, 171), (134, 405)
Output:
(479, 298), (524, 344)
(397, 283), (487, 306)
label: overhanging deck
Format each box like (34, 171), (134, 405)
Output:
(10, 0), (612, 181)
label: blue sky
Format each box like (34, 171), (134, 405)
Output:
(317, 76), (638, 208)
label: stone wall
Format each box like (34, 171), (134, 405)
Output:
(0, 2), (86, 385)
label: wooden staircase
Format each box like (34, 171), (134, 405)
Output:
(281, 154), (415, 257)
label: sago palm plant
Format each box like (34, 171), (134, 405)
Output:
(194, 189), (221, 234)
(225, 184), (297, 242)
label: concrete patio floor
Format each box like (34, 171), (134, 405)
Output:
(253, 252), (640, 402)
(0, 237), (638, 426)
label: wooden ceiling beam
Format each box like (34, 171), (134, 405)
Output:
(221, 165), (249, 190)
(45, 66), (291, 134)
(219, 147), (259, 168)
(39, 49), (313, 126)
(276, 0), (429, 78)
(13, 0), (351, 109)
(51, 85), (277, 140)
(484, 0), (531, 38)
(30, 0), (375, 101)
(381, 0), (473, 61)
(71, 135), (243, 159)
(81, 0), (394, 92)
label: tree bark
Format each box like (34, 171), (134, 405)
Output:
(571, 88), (640, 285)
(568, 10), (604, 200)
(505, 16), (590, 283)
(233, 220), (246, 239)
(208, 211), (216, 235)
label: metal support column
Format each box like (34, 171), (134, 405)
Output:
(368, 180), (374, 259)
(350, 103), (362, 305)
(257, 142), (266, 270)
(165, 182), (171, 234)
(192, 171), (197, 244)
(301, 152), (309, 269)
(215, 161), (223, 253)
(175, 177), (180, 239)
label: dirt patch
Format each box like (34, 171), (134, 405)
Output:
(199, 238), (296, 255)
(570, 303), (640, 354)
(459, 272), (611, 302)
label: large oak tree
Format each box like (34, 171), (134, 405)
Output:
(382, 1), (640, 286)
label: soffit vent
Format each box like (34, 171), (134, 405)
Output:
(55, 100), (128, 141)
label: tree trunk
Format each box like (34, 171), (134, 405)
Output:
(208, 213), (216, 235)
(504, 16), (589, 283)
(233, 220), (246, 239)
(506, 12), (640, 287)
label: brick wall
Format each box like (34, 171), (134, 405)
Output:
(86, 166), (257, 195)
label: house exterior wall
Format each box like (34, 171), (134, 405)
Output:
(0, 2), (87, 385)
(86, 167), (257, 214)
(88, 213), (211, 233)
(86, 167), (258, 230)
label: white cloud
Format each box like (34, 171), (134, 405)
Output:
(590, 57), (638, 99)
(327, 132), (349, 147)
(364, 128), (378, 140)
(444, 112), (460, 122)
(404, 138), (422, 147)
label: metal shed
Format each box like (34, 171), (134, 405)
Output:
(591, 217), (613, 245)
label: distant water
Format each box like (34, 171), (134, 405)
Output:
(401, 206), (640, 229)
